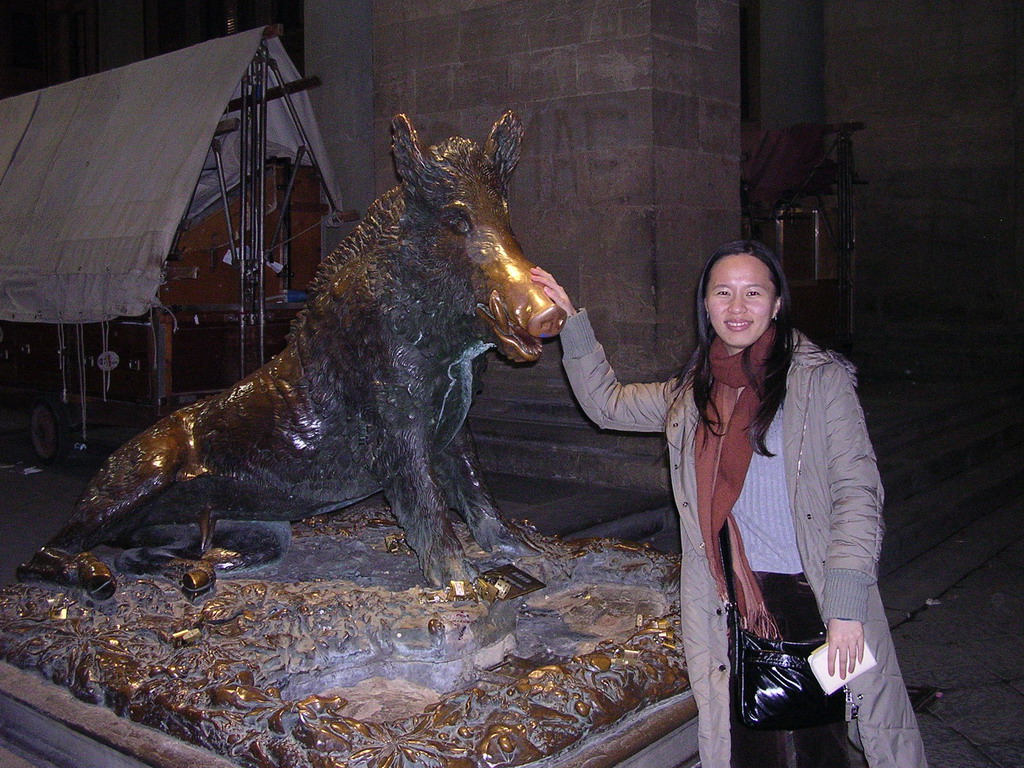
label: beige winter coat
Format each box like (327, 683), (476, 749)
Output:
(560, 311), (926, 768)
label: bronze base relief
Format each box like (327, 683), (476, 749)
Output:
(0, 497), (691, 767)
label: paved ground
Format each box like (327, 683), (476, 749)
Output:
(881, 499), (1024, 768)
(0, 405), (1022, 766)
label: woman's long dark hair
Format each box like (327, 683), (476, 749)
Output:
(680, 240), (794, 456)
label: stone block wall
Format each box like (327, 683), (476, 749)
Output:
(823, 0), (1024, 379)
(305, 0), (376, 253)
(370, 0), (741, 488)
(651, 1), (742, 370)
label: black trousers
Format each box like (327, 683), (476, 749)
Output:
(730, 572), (851, 768)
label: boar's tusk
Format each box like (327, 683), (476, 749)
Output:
(475, 291), (543, 363)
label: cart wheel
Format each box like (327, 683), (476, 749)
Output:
(30, 397), (71, 465)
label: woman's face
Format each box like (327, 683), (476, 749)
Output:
(704, 253), (782, 356)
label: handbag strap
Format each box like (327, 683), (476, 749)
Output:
(718, 524), (739, 608)
(718, 525), (745, 673)
(719, 525), (745, 654)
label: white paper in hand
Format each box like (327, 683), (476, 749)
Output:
(809, 642), (877, 695)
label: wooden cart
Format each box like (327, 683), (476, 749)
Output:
(0, 28), (354, 462)
(0, 162), (353, 462)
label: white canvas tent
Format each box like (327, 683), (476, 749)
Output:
(0, 27), (339, 324)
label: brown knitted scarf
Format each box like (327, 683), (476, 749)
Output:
(696, 327), (781, 640)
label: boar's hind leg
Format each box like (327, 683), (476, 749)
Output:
(18, 436), (184, 599)
(16, 547), (116, 600)
(374, 433), (475, 587)
(440, 427), (536, 556)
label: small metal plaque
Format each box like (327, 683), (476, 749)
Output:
(171, 628), (202, 646)
(474, 564), (545, 601)
(446, 580), (477, 601)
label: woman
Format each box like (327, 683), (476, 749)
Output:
(531, 241), (926, 768)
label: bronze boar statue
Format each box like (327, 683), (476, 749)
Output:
(18, 110), (565, 599)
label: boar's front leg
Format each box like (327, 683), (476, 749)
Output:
(372, 427), (475, 587)
(439, 425), (536, 556)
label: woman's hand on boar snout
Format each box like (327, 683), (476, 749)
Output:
(531, 267), (577, 316)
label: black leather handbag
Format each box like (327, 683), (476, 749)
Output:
(720, 528), (847, 731)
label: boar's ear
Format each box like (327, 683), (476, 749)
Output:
(391, 114), (428, 190)
(484, 111), (523, 195)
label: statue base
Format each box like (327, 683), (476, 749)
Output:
(0, 662), (698, 768)
(0, 498), (697, 767)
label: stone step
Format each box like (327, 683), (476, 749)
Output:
(484, 471), (669, 536)
(879, 494), (1024, 619)
(0, 743), (44, 768)
(864, 382), (1023, 457)
(564, 505), (676, 544)
(879, 441), (1024, 575)
(470, 384), (586, 422)
(852, 325), (1024, 381)
(469, 406), (628, 446)
(876, 394), (1024, 505)
(473, 424), (669, 491)
(469, 389), (670, 489)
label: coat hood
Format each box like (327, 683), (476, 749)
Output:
(791, 331), (859, 384)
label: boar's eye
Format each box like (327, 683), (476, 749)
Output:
(443, 206), (472, 236)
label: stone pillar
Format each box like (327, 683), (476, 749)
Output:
(305, 0), (376, 253)
(371, 0), (741, 487)
(650, 2), (742, 379)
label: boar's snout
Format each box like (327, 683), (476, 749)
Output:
(478, 284), (566, 363)
(470, 224), (565, 362)
(526, 302), (566, 340)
